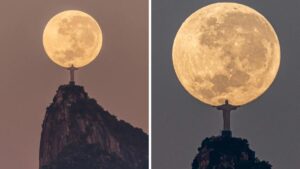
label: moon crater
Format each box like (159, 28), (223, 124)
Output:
(173, 3), (280, 106)
(43, 10), (103, 68)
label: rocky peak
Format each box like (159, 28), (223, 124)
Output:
(39, 84), (148, 169)
(192, 135), (271, 169)
(52, 85), (88, 106)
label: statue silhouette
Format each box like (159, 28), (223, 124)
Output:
(214, 100), (239, 137)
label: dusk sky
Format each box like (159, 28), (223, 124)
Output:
(4, 0), (300, 169)
(153, 1), (300, 169)
(0, 0), (148, 169)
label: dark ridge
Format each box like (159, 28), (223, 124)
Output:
(192, 135), (271, 169)
(39, 84), (148, 169)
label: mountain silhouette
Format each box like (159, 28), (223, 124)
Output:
(39, 84), (148, 169)
(192, 133), (271, 169)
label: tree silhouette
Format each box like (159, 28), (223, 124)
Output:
(192, 136), (271, 169)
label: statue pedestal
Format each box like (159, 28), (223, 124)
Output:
(221, 130), (232, 138)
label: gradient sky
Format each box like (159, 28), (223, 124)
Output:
(153, 1), (300, 169)
(0, 0), (148, 169)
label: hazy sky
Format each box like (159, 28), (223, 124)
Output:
(0, 0), (148, 169)
(153, 1), (300, 169)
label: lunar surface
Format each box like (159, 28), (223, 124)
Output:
(172, 3), (280, 106)
(43, 10), (102, 68)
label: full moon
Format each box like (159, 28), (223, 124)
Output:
(43, 10), (103, 68)
(173, 3), (280, 106)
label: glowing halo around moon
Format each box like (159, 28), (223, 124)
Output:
(172, 3), (280, 106)
(43, 10), (103, 68)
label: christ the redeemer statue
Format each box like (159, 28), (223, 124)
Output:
(215, 100), (239, 137)
(67, 65), (78, 85)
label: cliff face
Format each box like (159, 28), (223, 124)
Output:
(192, 134), (271, 169)
(39, 84), (148, 169)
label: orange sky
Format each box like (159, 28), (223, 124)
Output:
(0, 0), (148, 169)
